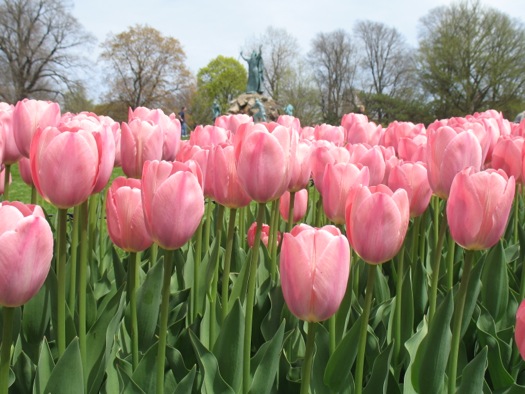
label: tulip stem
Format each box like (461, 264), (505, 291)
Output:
(329, 315), (336, 355)
(129, 251), (140, 370)
(78, 200), (89, 389)
(243, 202), (265, 393)
(191, 221), (203, 324)
(69, 205), (80, 315)
(210, 205), (225, 347)
(287, 191), (296, 233)
(0, 306), (14, 394)
(355, 264), (377, 394)
(394, 244), (405, 368)
(157, 249), (174, 394)
(428, 210), (447, 323)
(446, 235), (456, 290)
(448, 249), (474, 394)
(204, 199), (213, 255)
(410, 216), (421, 265)
(2, 164), (10, 201)
(57, 208), (68, 357)
(301, 321), (317, 394)
(221, 208), (237, 323)
(269, 199), (279, 283)
(31, 185), (38, 205)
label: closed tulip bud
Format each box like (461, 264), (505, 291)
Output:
(279, 189), (308, 223)
(106, 177), (153, 252)
(190, 125), (231, 148)
(280, 224), (350, 322)
(247, 222), (280, 249)
(1, 103), (23, 165)
(447, 167), (515, 250)
(515, 300), (525, 360)
(141, 160), (204, 250)
(490, 136), (523, 183)
(314, 124), (346, 146)
(0, 202), (53, 307)
(388, 161), (432, 217)
(214, 114), (252, 134)
(18, 157), (33, 187)
(121, 119), (163, 179)
(346, 184), (410, 264)
(341, 113), (383, 145)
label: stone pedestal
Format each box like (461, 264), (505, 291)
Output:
(227, 93), (280, 122)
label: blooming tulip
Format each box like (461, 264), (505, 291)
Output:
(346, 184), (409, 264)
(106, 177), (153, 252)
(30, 124), (101, 208)
(141, 160), (204, 250)
(515, 300), (525, 360)
(0, 202), (53, 307)
(280, 224), (350, 322)
(13, 99), (61, 158)
(447, 167), (515, 250)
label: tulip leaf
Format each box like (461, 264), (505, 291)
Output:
(460, 253), (483, 338)
(250, 320), (285, 394)
(457, 346), (488, 394)
(481, 242), (508, 322)
(212, 300), (244, 393)
(228, 250), (250, 310)
(413, 290), (453, 394)
(111, 246), (126, 291)
(403, 318), (428, 393)
(22, 280), (51, 348)
(324, 314), (363, 391)
(174, 365), (197, 394)
(117, 359), (146, 394)
(189, 329), (235, 394)
(261, 286), (286, 342)
(311, 323), (333, 393)
(363, 343), (393, 394)
(12, 350), (34, 394)
(32, 338), (55, 394)
(136, 258), (163, 352)
(131, 342), (159, 393)
(44, 338), (84, 394)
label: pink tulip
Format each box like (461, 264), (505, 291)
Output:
(279, 189), (308, 223)
(381, 121), (426, 153)
(515, 300), (525, 360)
(280, 224), (350, 322)
(206, 144), (251, 208)
(346, 184), (410, 264)
(247, 222), (280, 249)
(235, 123), (296, 203)
(100, 115), (121, 167)
(321, 162), (369, 225)
(18, 158), (33, 187)
(398, 134), (427, 163)
(0, 202), (53, 307)
(1, 103), (22, 165)
(277, 115), (301, 131)
(347, 144), (385, 186)
(426, 126), (482, 198)
(141, 160), (204, 250)
(489, 136), (523, 183)
(388, 161), (432, 217)
(13, 99), (61, 158)
(447, 167), (515, 250)
(341, 113), (383, 145)
(190, 125), (231, 148)
(0, 167), (11, 195)
(121, 119), (163, 179)
(288, 139), (312, 192)
(310, 141), (350, 191)
(314, 124), (346, 146)
(214, 114), (252, 134)
(106, 177), (153, 252)
(30, 125), (101, 208)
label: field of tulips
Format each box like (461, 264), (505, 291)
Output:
(1, 99), (525, 393)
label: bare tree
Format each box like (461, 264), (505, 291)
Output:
(309, 29), (358, 124)
(0, 0), (94, 103)
(354, 20), (417, 121)
(100, 24), (194, 112)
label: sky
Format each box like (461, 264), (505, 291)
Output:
(71, 0), (524, 99)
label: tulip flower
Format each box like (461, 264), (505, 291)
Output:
(489, 136), (524, 183)
(141, 160), (204, 250)
(277, 115), (301, 131)
(346, 184), (409, 264)
(247, 222), (280, 249)
(388, 161), (432, 218)
(515, 300), (525, 361)
(13, 98), (61, 158)
(121, 118), (163, 179)
(314, 124), (346, 146)
(279, 189), (308, 224)
(0, 202), (53, 307)
(190, 124), (231, 148)
(106, 177), (153, 252)
(214, 114), (252, 134)
(341, 112), (383, 145)
(1, 103), (22, 165)
(30, 124), (101, 209)
(447, 167), (515, 251)
(288, 139), (312, 192)
(280, 224), (350, 322)
(310, 141), (350, 191)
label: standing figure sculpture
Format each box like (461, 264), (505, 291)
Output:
(241, 47), (264, 94)
(253, 98), (267, 122)
(212, 99), (221, 121)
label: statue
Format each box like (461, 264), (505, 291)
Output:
(253, 98), (267, 122)
(212, 99), (221, 121)
(284, 104), (294, 116)
(241, 47), (264, 94)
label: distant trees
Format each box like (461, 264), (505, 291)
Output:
(0, 0), (94, 103)
(309, 30), (358, 124)
(99, 24), (194, 112)
(190, 55), (246, 125)
(417, 0), (525, 118)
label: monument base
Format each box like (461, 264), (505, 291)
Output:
(227, 93), (280, 122)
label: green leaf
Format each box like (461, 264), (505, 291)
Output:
(461, 254), (483, 338)
(250, 320), (285, 394)
(457, 347), (488, 394)
(131, 342), (159, 394)
(481, 242), (508, 322)
(136, 258), (163, 352)
(227, 249), (250, 311)
(174, 365), (197, 394)
(44, 338), (84, 394)
(212, 300), (244, 393)
(189, 329), (235, 394)
(363, 343), (394, 394)
(33, 338), (55, 394)
(414, 290), (453, 394)
(311, 324), (337, 394)
(324, 314), (363, 391)
(12, 350), (35, 394)
(22, 280), (51, 346)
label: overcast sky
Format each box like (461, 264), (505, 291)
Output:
(71, 0), (524, 98)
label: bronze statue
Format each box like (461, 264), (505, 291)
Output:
(241, 47), (264, 94)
